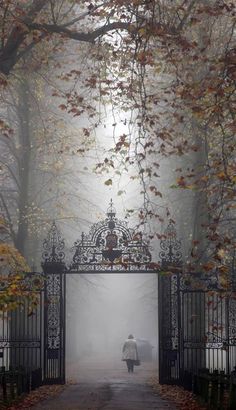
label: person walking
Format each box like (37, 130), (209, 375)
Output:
(122, 334), (139, 373)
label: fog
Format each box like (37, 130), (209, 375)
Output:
(66, 273), (158, 378)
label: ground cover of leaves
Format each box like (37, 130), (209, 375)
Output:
(149, 377), (207, 410)
(2, 384), (66, 410)
(2, 377), (209, 410)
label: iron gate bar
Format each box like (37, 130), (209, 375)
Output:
(65, 269), (157, 274)
(42, 225), (66, 384)
(0, 272), (44, 375)
(42, 267), (66, 384)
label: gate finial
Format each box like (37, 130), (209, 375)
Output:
(159, 220), (182, 266)
(107, 199), (116, 219)
(42, 221), (65, 263)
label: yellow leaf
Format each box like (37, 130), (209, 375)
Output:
(138, 28), (146, 36)
(219, 265), (229, 274)
(185, 184), (196, 190)
(217, 249), (225, 259)
(217, 171), (226, 180)
(104, 179), (112, 186)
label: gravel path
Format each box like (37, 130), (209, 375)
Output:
(30, 358), (176, 410)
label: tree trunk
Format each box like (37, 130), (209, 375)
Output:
(15, 80), (31, 256)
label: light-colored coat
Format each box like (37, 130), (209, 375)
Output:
(122, 339), (138, 361)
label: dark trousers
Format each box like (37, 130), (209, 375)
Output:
(126, 359), (134, 373)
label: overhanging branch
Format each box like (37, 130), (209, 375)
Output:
(26, 21), (130, 43)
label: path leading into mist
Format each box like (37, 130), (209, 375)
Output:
(31, 358), (176, 410)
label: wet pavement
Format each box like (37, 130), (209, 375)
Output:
(31, 358), (176, 410)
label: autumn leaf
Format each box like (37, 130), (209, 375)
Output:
(218, 265), (229, 274)
(177, 176), (186, 188)
(202, 261), (215, 272)
(104, 178), (112, 186)
(217, 171), (227, 180)
(149, 186), (163, 197)
(59, 104), (67, 111)
(216, 248), (225, 260)
(201, 175), (209, 182)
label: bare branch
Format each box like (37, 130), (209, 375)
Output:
(0, 192), (16, 242)
(60, 1), (112, 28)
(0, 159), (20, 190)
(176, 0), (197, 31)
(26, 20), (130, 43)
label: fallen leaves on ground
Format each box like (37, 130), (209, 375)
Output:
(6, 384), (65, 409)
(149, 377), (207, 410)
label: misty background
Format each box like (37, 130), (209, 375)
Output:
(2, 1), (234, 383)
(66, 273), (158, 377)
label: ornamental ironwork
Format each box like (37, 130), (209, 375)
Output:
(159, 220), (182, 266)
(229, 298), (236, 346)
(158, 273), (180, 383)
(0, 341), (41, 348)
(46, 273), (61, 350)
(69, 199), (152, 272)
(42, 221), (65, 263)
(180, 271), (230, 292)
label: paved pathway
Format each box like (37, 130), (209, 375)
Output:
(31, 358), (176, 410)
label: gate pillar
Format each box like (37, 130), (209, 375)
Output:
(42, 222), (66, 384)
(158, 221), (182, 384)
(158, 273), (181, 384)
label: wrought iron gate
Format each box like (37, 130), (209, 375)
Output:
(41, 211), (185, 386)
(158, 222), (236, 384)
(39, 200), (156, 384)
(0, 273), (44, 388)
(159, 275), (236, 384)
(181, 276), (236, 376)
(1, 200), (236, 387)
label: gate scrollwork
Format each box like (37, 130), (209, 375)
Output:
(70, 200), (152, 272)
